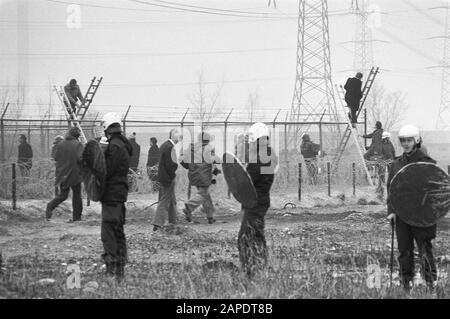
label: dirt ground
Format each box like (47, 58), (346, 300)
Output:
(1, 187), (450, 299)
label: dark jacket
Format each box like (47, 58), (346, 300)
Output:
(157, 140), (178, 187)
(54, 136), (84, 187)
(180, 142), (219, 187)
(300, 141), (320, 159)
(363, 128), (383, 156)
(387, 148), (435, 215)
(101, 134), (132, 203)
(344, 77), (363, 107)
(147, 144), (160, 167)
(129, 139), (140, 171)
(64, 84), (85, 106)
(246, 145), (277, 208)
(81, 140), (107, 202)
(381, 139), (396, 160)
(18, 142), (33, 164)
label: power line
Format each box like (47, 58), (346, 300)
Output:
(127, 0), (297, 18)
(137, 0), (294, 16)
(0, 46), (296, 58)
(43, 0), (173, 12)
(0, 16), (296, 26)
(0, 76), (293, 89)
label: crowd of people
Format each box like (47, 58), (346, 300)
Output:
(8, 74), (440, 292)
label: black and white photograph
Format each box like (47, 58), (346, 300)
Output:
(1, 0), (450, 304)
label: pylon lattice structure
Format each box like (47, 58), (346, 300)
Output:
(436, 5), (450, 130)
(352, 0), (374, 75)
(289, 0), (339, 148)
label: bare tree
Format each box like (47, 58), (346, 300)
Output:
(246, 88), (259, 122)
(188, 70), (224, 128)
(3, 80), (28, 159)
(366, 83), (408, 132)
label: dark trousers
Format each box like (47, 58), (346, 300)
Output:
(238, 205), (269, 277)
(396, 217), (437, 284)
(101, 202), (127, 275)
(349, 105), (359, 124)
(47, 183), (82, 220)
(345, 98), (359, 124)
(152, 180), (178, 227)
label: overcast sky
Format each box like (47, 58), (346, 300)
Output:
(0, 0), (448, 130)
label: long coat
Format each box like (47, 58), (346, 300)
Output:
(54, 136), (84, 187)
(344, 77), (363, 108)
(18, 142), (33, 167)
(129, 139), (140, 171)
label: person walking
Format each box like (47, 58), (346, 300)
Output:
(152, 128), (181, 231)
(181, 132), (220, 224)
(46, 127), (84, 222)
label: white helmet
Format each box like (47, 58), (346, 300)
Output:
(382, 131), (390, 139)
(398, 124), (420, 143)
(247, 122), (270, 142)
(99, 136), (109, 145)
(101, 112), (121, 131)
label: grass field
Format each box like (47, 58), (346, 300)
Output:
(1, 183), (449, 299)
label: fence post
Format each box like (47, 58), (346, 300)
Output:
(1, 103), (9, 163)
(122, 105), (132, 137)
(298, 163), (302, 201)
(225, 109), (233, 199)
(364, 108), (368, 149)
(12, 163), (16, 210)
(327, 162), (331, 197)
(352, 162), (356, 196)
(188, 182), (191, 200)
(319, 109), (326, 155)
(180, 108), (190, 200)
(0, 119), (4, 163)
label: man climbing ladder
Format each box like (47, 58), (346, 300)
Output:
(54, 76), (103, 145)
(331, 67), (379, 174)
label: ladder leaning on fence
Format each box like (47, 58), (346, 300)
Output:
(77, 76), (103, 120)
(53, 85), (88, 145)
(331, 67), (379, 175)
